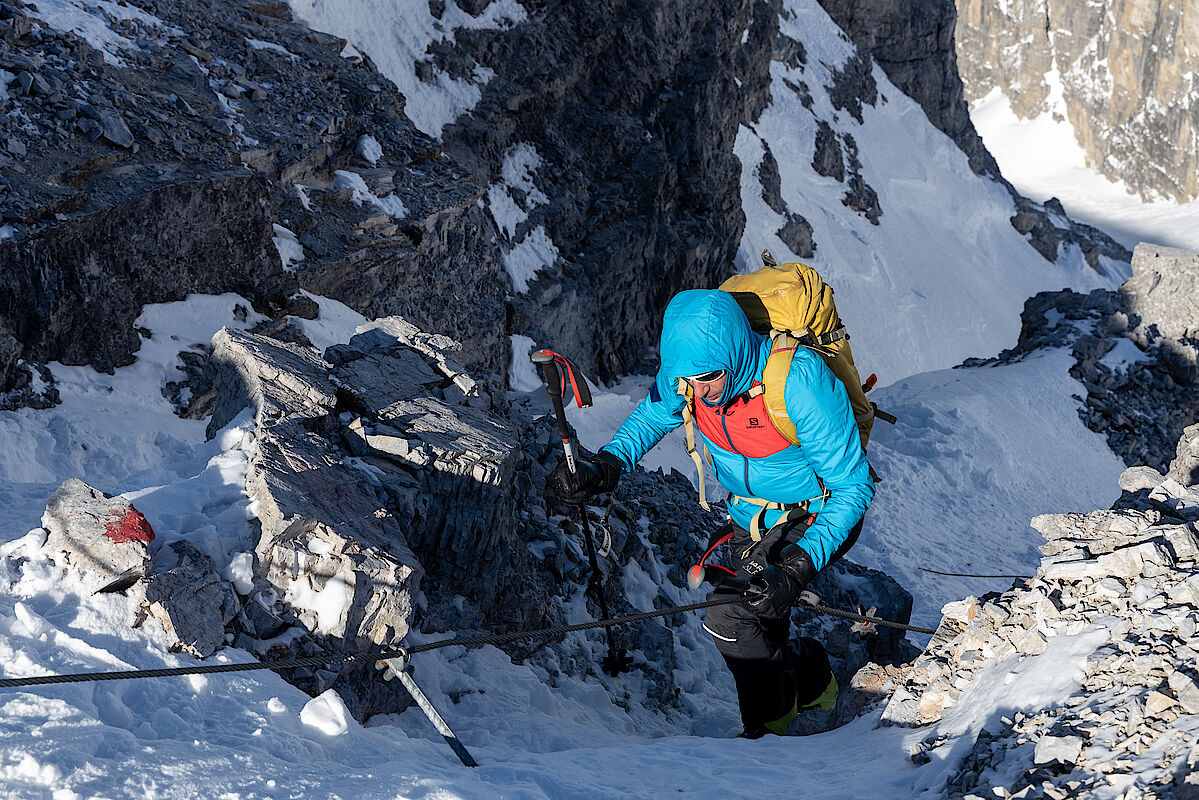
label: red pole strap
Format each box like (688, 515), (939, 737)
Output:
(532, 350), (593, 409)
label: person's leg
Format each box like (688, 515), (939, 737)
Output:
(703, 598), (795, 733)
(703, 524), (837, 733)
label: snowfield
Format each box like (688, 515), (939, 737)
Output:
(0, 0), (1190, 797)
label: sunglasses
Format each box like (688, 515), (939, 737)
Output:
(688, 370), (725, 383)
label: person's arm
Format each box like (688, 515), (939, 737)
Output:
(780, 351), (874, 571)
(601, 371), (686, 470)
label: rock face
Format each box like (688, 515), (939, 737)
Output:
(0, 174), (287, 388)
(435, 0), (776, 383)
(0, 0), (508, 391)
(962, 243), (1199, 473)
(815, 0), (999, 179)
(956, 0), (1199, 203)
(40, 478), (154, 594)
(879, 439), (1199, 798)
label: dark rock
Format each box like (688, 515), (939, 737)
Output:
(456, 0), (491, 15)
(777, 211), (816, 258)
(843, 174), (881, 224)
(439, 0), (774, 383)
(812, 120), (844, 181)
(0, 174), (286, 390)
(96, 109), (133, 148)
(757, 144), (785, 215)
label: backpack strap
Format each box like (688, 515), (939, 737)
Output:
(761, 331), (801, 446)
(677, 379), (712, 511)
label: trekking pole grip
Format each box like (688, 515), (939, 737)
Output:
(531, 350), (577, 473)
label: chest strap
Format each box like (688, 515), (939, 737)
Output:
(677, 379), (711, 511)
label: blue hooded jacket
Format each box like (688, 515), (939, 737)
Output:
(602, 290), (873, 571)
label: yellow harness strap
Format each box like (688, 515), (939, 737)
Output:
(677, 379), (711, 511)
(730, 488), (830, 543)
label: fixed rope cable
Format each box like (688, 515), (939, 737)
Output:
(0, 595), (934, 689)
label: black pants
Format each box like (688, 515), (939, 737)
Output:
(702, 520), (840, 730)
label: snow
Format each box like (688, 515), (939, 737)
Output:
(508, 334), (545, 392)
(970, 86), (1199, 253)
(331, 170), (408, 218)
(245, 37), (300, 61)
(286, 291), (369, 352)
(504, 226), (559, 293)
(355, 134), (383, 166)
(0, 223), (15, 241)
(1099, 337), (1149, 371)
(300, 689), (354, 736)
(287, 0), (527, 137)
(27, 0), (180, 68)
(271, 223), (305, 271)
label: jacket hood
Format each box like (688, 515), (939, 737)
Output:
(659, 290), (763, 405)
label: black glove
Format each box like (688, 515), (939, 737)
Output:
(547, 449), (622, 504)
(744, 546), (816, 618)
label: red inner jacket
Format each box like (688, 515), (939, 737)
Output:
(693, 383), (791, 459)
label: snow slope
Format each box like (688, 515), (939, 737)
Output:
(970, 84), (1199, 253)
(734, 4), (1127, 382)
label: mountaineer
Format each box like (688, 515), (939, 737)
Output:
(549, 281), (875, 738)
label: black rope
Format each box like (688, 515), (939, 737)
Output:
(0, 594), (934, 689)
(918, 567), (1033, 580)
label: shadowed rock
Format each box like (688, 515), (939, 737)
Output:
(142, 541), (239, 658)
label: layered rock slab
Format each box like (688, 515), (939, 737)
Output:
(207, 320), (522, 716)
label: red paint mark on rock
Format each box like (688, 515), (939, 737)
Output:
(103, 507), (155, 545)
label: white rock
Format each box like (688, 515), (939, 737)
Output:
(1168, 672), (1199, 714)
(1033, 734), (1084, 766)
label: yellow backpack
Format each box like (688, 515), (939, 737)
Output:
(677, 251), (892, 515)
(719, 252), (880, 448)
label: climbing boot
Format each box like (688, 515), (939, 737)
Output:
(736, 725), (770, 740)
(800, 673), (838, 712)
(762, 697), (799, 735)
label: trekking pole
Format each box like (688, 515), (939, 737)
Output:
(531, 349), (632, 677)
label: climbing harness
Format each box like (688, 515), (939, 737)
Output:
(531, 348), (632, 676)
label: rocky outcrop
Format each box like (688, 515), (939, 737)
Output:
(0, 174), (288, 390)
(956, 0), (1199, 203)
(879, 438), (1199, 798)
(0, 0), (508, 392)
(961, 243), (1199, 473)
(430, 0), (778, 383)
(206, 319), (540, 716)
(40, 478), (154, 594)
(815, 0), (999, 179)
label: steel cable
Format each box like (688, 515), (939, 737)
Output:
(0, 594), (934, 689)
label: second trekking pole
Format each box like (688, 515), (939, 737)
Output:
(531, 349), (632, 677)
